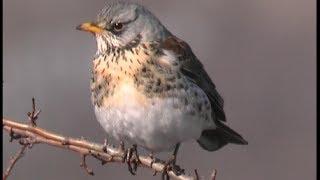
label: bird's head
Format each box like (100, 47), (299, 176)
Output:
(77, 2), (170, 54)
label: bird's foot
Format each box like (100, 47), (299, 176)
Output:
(161, 155), (185, 180)
(125, 144), (141, 175)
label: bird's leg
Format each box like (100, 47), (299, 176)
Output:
(162, 143), (184, 180)
(119, 141), (125, 152)
(119, 141), (126, 163)
(132, 144), (141, 166)
(126, 144), (141, 175)
(171, 143), (180, 165)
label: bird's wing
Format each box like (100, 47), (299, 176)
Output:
(159, 36), (226, 122)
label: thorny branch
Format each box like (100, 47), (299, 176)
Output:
(211, 170), (217, 180)
(80, 154), (94, 175)
(3, 99), (217, 180)
(3, 98), (41, 180)
(27, 97), (41, 126)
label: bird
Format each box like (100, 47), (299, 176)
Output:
(77, 1), (247, 174)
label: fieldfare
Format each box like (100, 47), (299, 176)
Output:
(77, 1), (247, 175)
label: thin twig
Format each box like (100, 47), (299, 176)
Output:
(3, 98), (40, 180)
(211, 169), (217, 180)
(80, 154), (94, 175)
(3, 145), (28, 180)
(3, 118), (200, 180)
(194, 169), (200, 180)
(2, 97), (217, 180)
(27, 97), (41, 126)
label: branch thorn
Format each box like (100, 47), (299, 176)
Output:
(80, 154), (94, 176)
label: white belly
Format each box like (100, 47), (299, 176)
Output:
(94, 84), (214, 152)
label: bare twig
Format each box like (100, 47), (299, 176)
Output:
(3, 145), (28, 180)
(194, 169), (200, 180)
(3, 118), (202, 180)
(211, 169), (217, 180)
(2, 98), (217, 180)
(80, 154), (94, 175)
(3, 98), (40, 180)
(27, 97), (41, 126)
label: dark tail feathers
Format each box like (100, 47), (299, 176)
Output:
(197, 122), (248, 151)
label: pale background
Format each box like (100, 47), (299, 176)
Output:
(3, 0), (316, 180)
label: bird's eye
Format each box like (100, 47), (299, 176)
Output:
(113, 23), (124, 31)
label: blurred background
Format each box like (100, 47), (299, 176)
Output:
(3, 0), (316, 179)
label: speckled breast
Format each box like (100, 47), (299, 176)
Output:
(90, 42), (214, 151)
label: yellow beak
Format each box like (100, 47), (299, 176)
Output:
(76, 22), (103, 33)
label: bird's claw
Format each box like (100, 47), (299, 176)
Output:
(161, 156), (184, 180)
(123, 144), (141, 175)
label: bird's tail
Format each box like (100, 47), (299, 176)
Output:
(197, 122), (248, 151)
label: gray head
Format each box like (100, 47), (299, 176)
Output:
(77, 2), (170, 52)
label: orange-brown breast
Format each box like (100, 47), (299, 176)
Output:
(91, 43), (157, 108)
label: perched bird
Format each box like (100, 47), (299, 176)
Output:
(77, 1), (247, 171)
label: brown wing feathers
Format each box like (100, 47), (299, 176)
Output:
(161, 36), (226, 122)
(160, 36), (248, 151)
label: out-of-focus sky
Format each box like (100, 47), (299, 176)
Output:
(3, 0), (316, 180)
